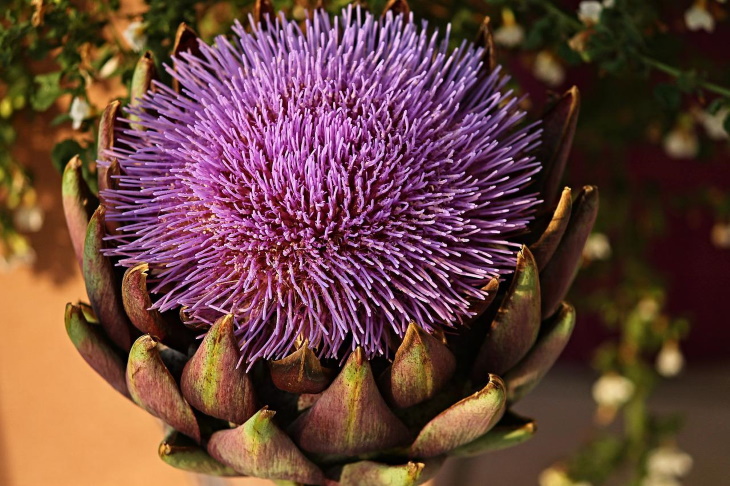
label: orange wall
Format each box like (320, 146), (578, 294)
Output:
(0, 91), (268, 486)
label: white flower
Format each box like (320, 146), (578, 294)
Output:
(602, 0), (615, 7)
(578, 1), (604, 25)
(662, 127), (698, 159)
(656, 341), (684, 377)
(69, 97), (90, 130)
(12, 205), (44, 233)
(539, 467), (593, 486)
(711, 221), (730, 248)
(123, 21), (148, 52)
(494, 9), (525, 48)
(685, 3), (715, 32)
(698, 107), (729, 140)
(647, 446), (693, 479)
(592, 373), (634, 407)
(583, 232), (611, 261)
(533, 51), (566, 87)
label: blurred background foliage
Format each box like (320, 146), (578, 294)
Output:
(1, 1), (728, 485)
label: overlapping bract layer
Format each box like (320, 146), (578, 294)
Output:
(62, 89), (596, 486)
(102, 7), (541, 364)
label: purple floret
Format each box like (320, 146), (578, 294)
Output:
(102, 7), (542, 365)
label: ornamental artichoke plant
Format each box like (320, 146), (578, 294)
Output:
(62, 2), (598, 485)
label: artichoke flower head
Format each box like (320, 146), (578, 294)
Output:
(62, 1), (598, 484)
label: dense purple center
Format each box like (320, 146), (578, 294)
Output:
(103, 7), (541, 364)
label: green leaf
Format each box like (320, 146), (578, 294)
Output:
(676, 72), (698, 93)
(566, 435), (626, 484)
(51, 113), (72, 126)
(523, 17), (552, 50)
(0, 123), (16, 145)
(52, 139), (83, 173)
(30, 72), (63, 111)
(557, 43), (584, 66)
(706, 98), (726, 115)
(654, 84), (681, 111)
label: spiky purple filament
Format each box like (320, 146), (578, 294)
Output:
(103, 7), (542, 364)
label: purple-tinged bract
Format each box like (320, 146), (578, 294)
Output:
(103, 7), (542, 365)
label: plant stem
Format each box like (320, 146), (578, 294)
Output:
(639, 55), (730, 99)
(624, 392), (647, 485)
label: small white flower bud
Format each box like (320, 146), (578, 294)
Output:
(494, 9), (525, 47)
(583, 232), (611, 261)
(13, 205), (44, 233)
(534, 51), (566, 87)
(578, 1), (604, 26)
(69, 97), (90, 130)
(656, 341), (684, 377)
(592, 373), (634, 407)
(647, 446), (693, 478)
(99, 56), (120, 79)
(494, 24), (524, 47)
(663, 127), (698, 159)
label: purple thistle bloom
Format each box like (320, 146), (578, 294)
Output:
(103, 7), (542, 365)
